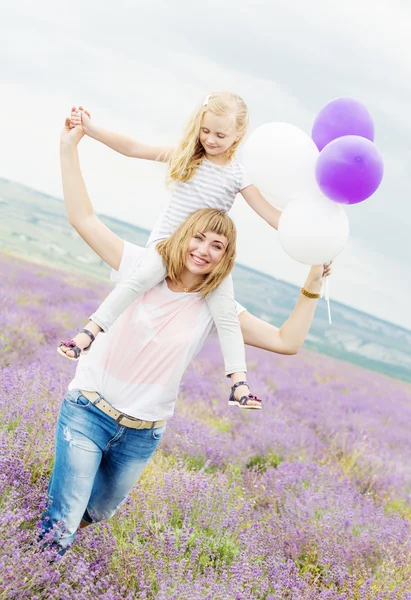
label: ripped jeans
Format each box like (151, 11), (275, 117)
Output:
(39, 389), (166, 552)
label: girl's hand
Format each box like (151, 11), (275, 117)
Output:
(70, 106), (92, 135)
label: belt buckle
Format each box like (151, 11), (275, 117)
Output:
(117, 414), (144, 429)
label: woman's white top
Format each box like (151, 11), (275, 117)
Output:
(69, 242), (246, 421)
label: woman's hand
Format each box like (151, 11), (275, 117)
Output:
(304, 261), (333, 294)
(70, 106), (92, 135)
(60, 111), (85, 148)
(309, 261), (333, 281)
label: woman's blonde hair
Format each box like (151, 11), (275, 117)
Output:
(156, 208), (236, 297)
(168, 91), (248, 183)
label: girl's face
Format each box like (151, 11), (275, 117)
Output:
(199, 111), (237, 157)
(185, 230), (228, 275)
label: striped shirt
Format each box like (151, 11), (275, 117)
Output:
(147, 158), (251, 245)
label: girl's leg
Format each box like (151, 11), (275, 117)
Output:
(39, 390), (104, 552)
(82, 424), (167, 524)
(205, 275), (260, 408)
(59, 244), (167, 358)
(90, 243), (167, 332)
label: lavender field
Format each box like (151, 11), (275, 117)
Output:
(1, 252), (411, 600)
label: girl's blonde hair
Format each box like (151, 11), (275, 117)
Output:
(156, 208), (236, 297)
(168, 91), (248, 183)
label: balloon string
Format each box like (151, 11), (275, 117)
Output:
(323, 276), (332, 325)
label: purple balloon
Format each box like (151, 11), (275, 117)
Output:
(312, 98), (375, 151)
(315, 135), (384, 205)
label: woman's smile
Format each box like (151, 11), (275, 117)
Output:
(189, 253), (209, 266)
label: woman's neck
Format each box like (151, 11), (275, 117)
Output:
(166, 268), (203, 293)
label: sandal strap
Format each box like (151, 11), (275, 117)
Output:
(231, 381), (249, 392)
(59, 340), (81, 359)
(76, 328), (96, 344)
(239, 395), (252, 406)
(238, 394), (261, 406)
(239, 394), (262, 406)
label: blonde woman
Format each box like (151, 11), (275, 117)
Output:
(40, 119), (331, 556)
(59, 92), (283, 410)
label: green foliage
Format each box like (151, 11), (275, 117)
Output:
(246, 452), (283, 473)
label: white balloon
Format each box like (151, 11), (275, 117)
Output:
(278, 195), (350, 265)
(243, 122), (320, 209)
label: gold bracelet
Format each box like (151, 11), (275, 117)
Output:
(301, 287), (320, 299)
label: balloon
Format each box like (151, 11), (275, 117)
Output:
(315, 135), (383, 205)
(312, 97), (375, 151)
(278, 195), (349, 265)
(243, 122), (319, 209)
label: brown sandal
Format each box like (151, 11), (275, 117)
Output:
(57, 329), (96, 362)
(228, 381), (262, 410)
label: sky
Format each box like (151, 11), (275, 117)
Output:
(0, 0), (410, 329)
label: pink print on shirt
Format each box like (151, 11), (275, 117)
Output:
(100, 285), (204, 387)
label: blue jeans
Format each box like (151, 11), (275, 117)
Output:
(40, 389), (166, 552)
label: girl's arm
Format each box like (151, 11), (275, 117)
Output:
(239, 264), (330, 354)
(72, 108), (174, 162)
(241, 184), (282, 230)
(60, 118), (124, 271)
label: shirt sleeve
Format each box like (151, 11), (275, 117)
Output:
(237, 162), (252, 191)
(236, 301), (247, 316)
(110, 241), (145, 283)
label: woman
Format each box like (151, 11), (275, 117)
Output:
(39, 118), (331, 555)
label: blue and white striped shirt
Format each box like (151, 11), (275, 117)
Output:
(148, 158), (250, 245)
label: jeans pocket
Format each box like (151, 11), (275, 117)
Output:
(64, 389), (91, 409)
(151, 424), (166, 440)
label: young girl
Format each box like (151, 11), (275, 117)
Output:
(59, 92), (282, 409)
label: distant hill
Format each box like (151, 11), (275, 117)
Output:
(1, 176), (411, 383)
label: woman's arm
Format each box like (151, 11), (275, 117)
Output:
(241, 184), (282, 230)
(71, 108), (174, 162)
(239, 264), (331, 354)
(60, 118), (124, 271)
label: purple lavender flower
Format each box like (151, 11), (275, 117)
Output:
(1, 253), (411, 599)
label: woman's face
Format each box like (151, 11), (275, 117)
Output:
(186, 230), (228, 275)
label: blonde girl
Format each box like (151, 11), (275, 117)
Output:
(59, 92), (282, 409)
